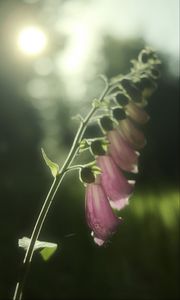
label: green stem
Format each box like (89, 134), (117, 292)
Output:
(13, 80), (109, 300)
(13, 176), (62, 300)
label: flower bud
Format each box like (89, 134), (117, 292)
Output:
(100, 116), (114, 132)
(80, 167), (95, 184)
(116, 93), (129, 106)
(139, 50), (149, 63)
(148, 50), (157, 60)
(135, 77), (155, 91)
(111, 86), (121, 94)
(112, 108), (126, 121)
(91, 140), (106, 156)
(138, 48), (157, 63)
(120, 79), (142, 103)
(135, 77), (157, 98)
(150, 67), (160, 79)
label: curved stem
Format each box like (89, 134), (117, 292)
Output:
(13, 80), (109, 300)
(13, 174), (64, 300)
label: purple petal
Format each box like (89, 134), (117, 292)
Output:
(118, 119), (146, 149)
(91, 234), (105, 246)
(107, 129), (139, 173)
(85, 183), (121, 245)
(125, 102), (150, 124)
(96, 155), (135, 210)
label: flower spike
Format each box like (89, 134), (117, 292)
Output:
(13, 48), (161, 300)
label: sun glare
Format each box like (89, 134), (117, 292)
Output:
(18, 26), (47, 55)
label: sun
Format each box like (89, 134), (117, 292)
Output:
(17, 26), (47, 55)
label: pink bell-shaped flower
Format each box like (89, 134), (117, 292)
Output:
(125, 101), (150, 125)
(85, 182), (122, 246)
(107, 129), (139, 173)
(117, 118), (146, 150)
(96, 155), (135, 210)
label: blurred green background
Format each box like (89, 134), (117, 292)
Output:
(0, 0), (179, 299)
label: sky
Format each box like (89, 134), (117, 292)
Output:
(87, 0), (179, 56)
(52, 0), (179, 98)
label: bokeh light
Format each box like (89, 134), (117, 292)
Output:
(17, 26), (47, 55)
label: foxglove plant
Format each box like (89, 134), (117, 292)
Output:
(13, 47), (161, 300)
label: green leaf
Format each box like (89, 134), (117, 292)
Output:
(40, 245), (57, 261)
(41, 148), (59, 177)
(71, 114), (84, 122)
(18, 237), (58, 261)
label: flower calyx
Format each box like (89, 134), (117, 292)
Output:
(120, 78), (142, 103)
(90, 140), (107, 156)
(78, 139), (90, 153)
(79, 163), (102, 184)
(138, 48), (161, 65)
(112, 107), (126, 121)
(115, 92), (129, 106)
(80, 167), (95, 184)
(99, 116), (114, 132)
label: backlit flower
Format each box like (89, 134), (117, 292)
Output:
(125, 101), (150, 125)
(117, 118), (146, 150)
(107, 129), (139, 173)
(96, 155), (135, 210)
(85, 182), (122, 246)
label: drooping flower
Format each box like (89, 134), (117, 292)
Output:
(111, 108), (146, 150)
(125, 101), (150, 125)
(85, 182), (122, 246)
(107, 128), (139, 173)
(80, 49), (160, 246)
(96, 155), (135, 210)
(117, 117), (146, 150)
(99, 116), (139, 173)
(115, 91), (150, 125)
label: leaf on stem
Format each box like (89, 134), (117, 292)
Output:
(18, 237), (58, 261)
(40, 246), (58, 261)
(41, 148), (59, 178)
(98, 73), (108, 84)
(71, 114), (84, 122)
